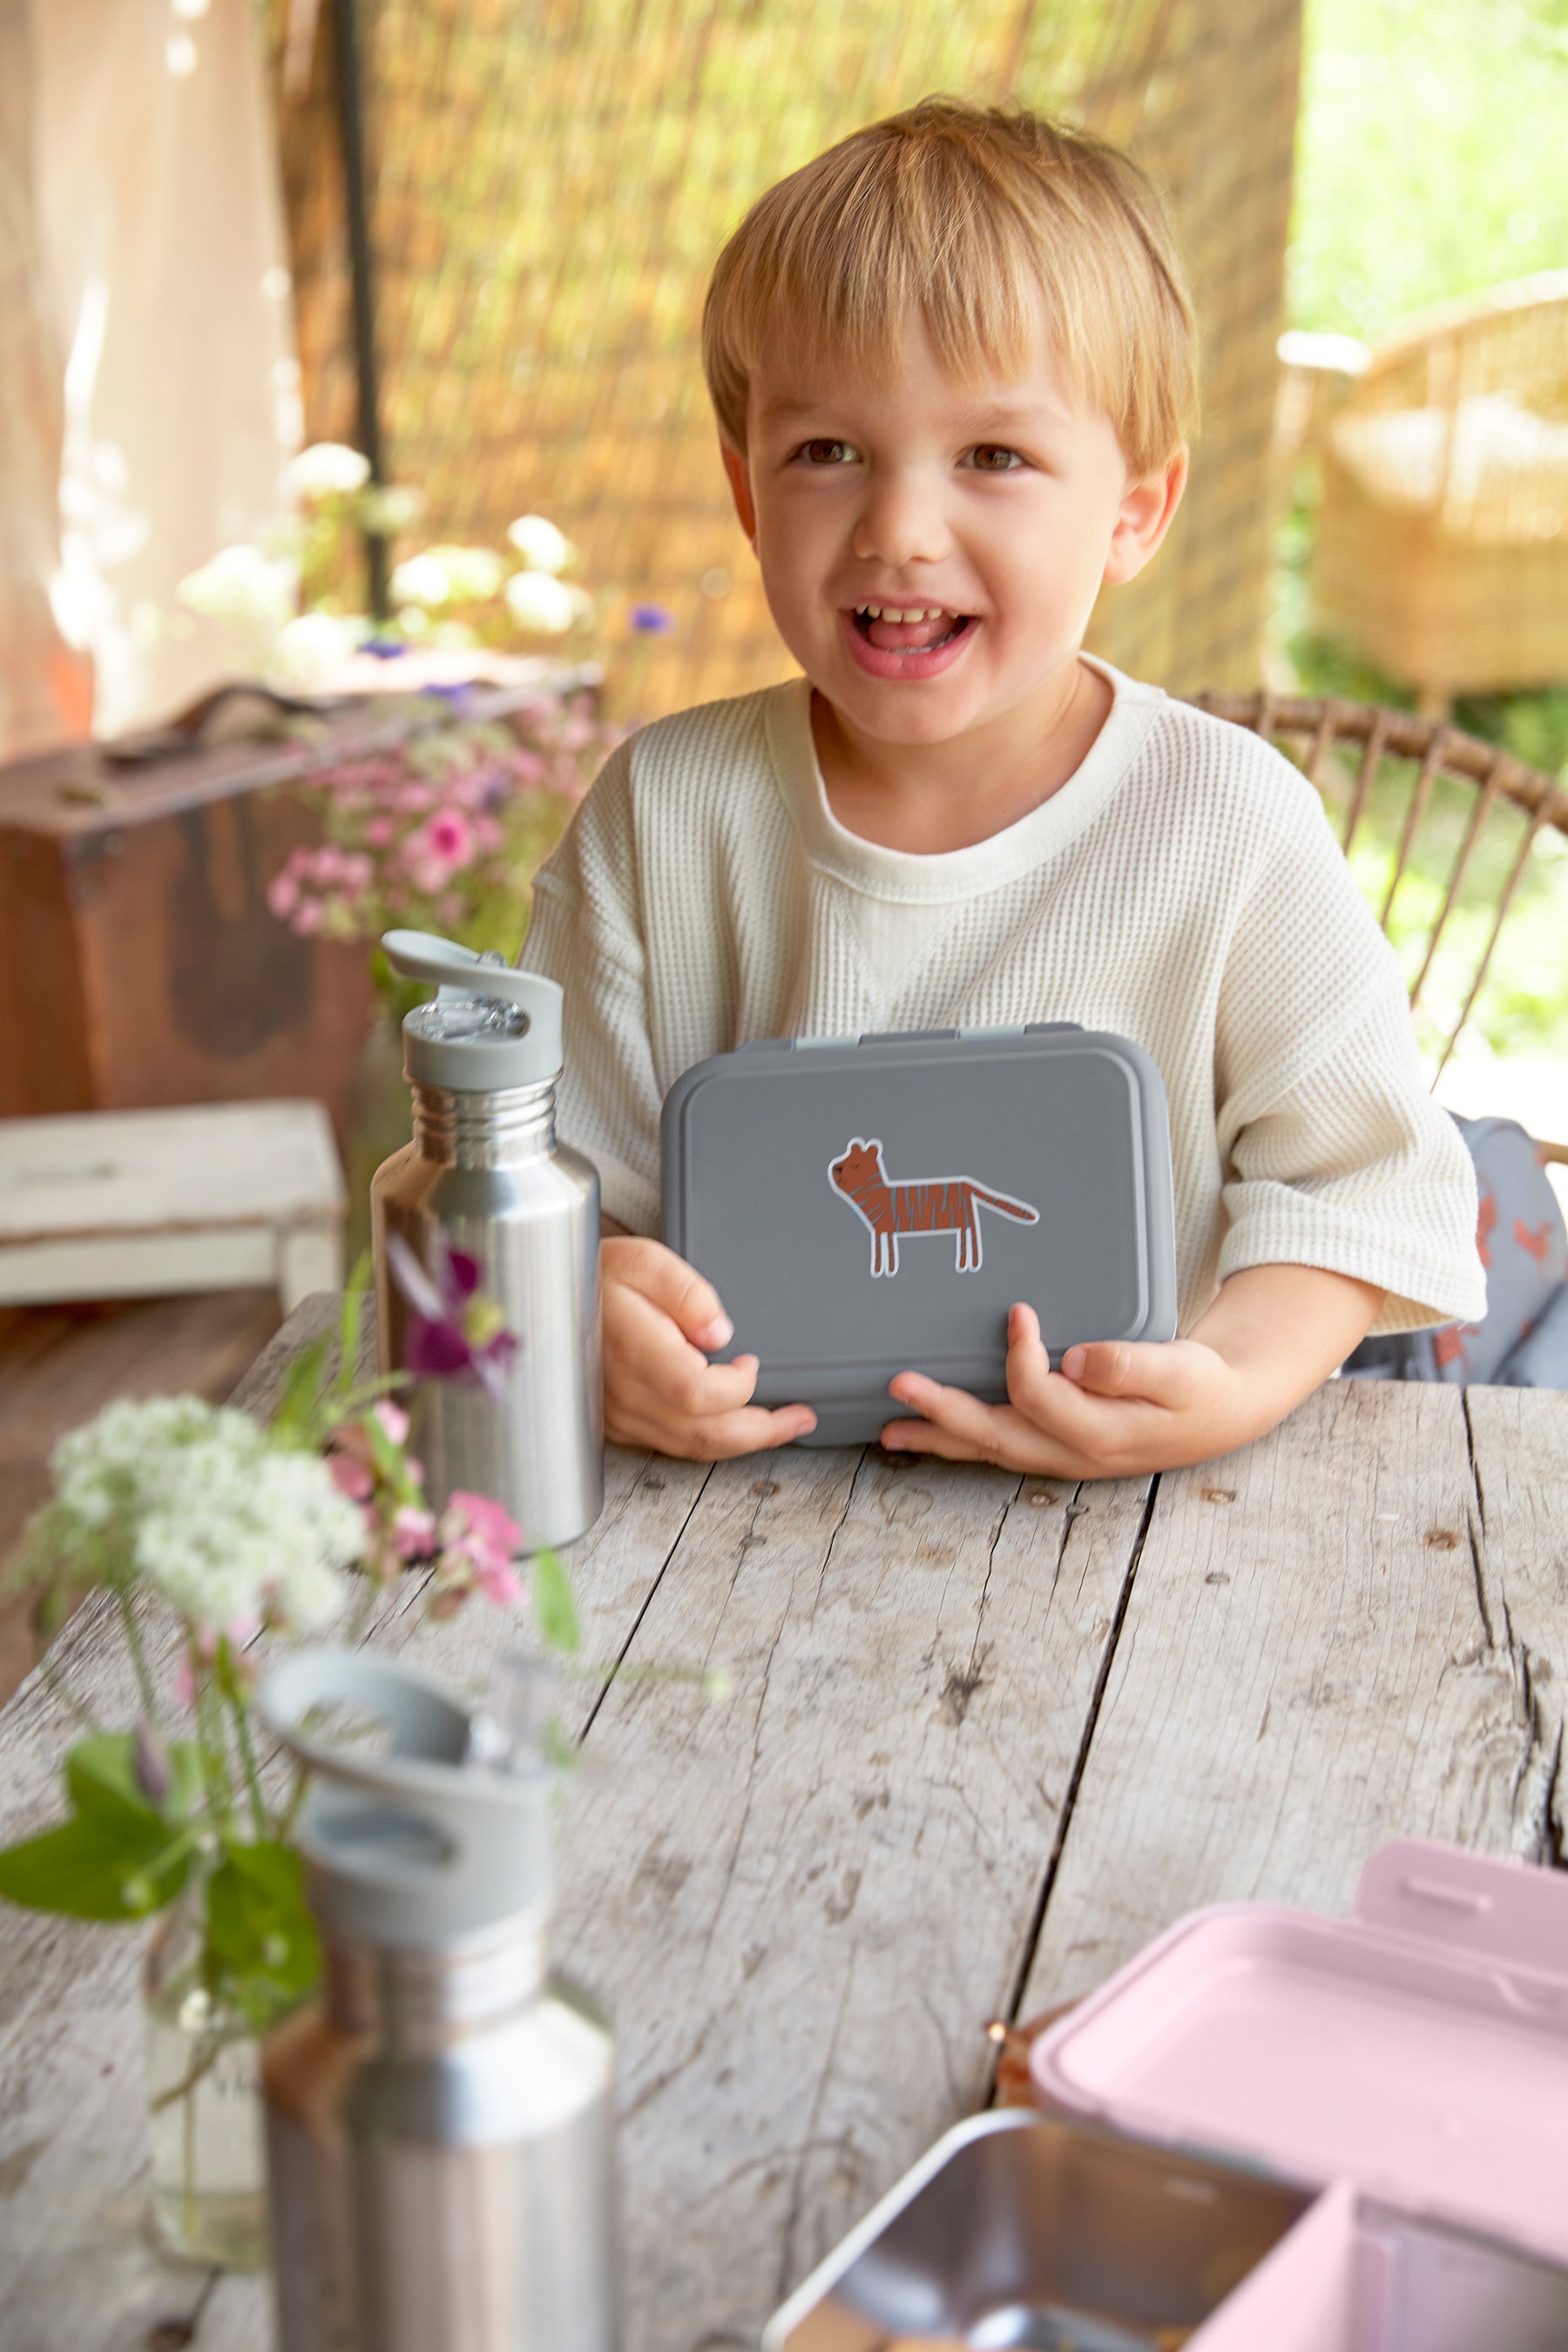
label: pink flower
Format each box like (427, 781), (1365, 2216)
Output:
(267, 869), (300, 918)
(293, 899), (323, 936)
(395, 1504), (438, 1557)
(429, 809), (474, 862)
(329, 1452), (374, 1502)
(402, 808), (476, 892)
(366, 815), (394, 846)
(431, 1489), (524, 1610)
(375, 1398), (410, 1445)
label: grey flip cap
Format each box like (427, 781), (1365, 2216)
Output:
(256, 1646), (551, 1949)
(382, 928), (564, 1092)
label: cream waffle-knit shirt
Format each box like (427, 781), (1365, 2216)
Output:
(519, 656), (1484, 1336)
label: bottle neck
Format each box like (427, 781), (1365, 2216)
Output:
(322, 1907), (548, 2052)
(410, 1078), (557, 1168)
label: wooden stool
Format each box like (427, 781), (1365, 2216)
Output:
(0, 1101), (346, 1315)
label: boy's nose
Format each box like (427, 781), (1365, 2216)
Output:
(850, 472), (952, 568)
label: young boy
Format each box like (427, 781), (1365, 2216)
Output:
(519, 97), (1484, 1475)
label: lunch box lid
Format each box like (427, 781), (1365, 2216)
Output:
(660, 1024), (1177, 1441)
(1028, 1838), (1568, 2271)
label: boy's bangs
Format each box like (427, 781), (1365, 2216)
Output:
(702, 98), (1199, 476)
(767, 208), (1093, 415)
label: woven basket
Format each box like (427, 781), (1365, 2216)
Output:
(1310, 273), (1568, 701)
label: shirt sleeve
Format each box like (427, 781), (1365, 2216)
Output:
(1213, 780), (1486, 1335)
(516, 739), (665, 1235)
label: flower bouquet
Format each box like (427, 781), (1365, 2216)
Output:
(0, 1274), (578, 2269)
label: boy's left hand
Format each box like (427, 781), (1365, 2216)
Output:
(881, 1265), (1387, 1479)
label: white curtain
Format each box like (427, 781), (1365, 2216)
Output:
(11, 0), (301, 747)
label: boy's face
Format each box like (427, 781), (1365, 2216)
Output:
(721, 291), (1184, 760)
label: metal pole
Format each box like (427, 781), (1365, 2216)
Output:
(329, 0), (389, 621)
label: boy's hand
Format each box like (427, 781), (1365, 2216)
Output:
(601, 1235), (817, 1459)
(881, 1265), (1386, 1478)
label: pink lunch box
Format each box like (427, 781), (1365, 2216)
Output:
(1028, 1836), (1568, 2349)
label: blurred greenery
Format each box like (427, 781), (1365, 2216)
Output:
(1270, 0), (1568, 1064)
(1290, 0), (1568, 341)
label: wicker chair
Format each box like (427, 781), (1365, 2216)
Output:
(1281, 274), (1568, 710)
(1189, 691), (1568, 1162)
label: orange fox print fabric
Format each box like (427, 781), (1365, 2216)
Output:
(828, 1138), (1038, 1277)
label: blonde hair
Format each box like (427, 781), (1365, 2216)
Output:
(701, 96), (1199, 476)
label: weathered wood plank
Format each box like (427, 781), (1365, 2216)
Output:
(1463, 1382), (1568, 1859)
(552, 1445), (1153, 2349)
(0, 1296), (715, 2347)
(0, 1298), (347, 2348)
(1019, 1377), (1555, 2020)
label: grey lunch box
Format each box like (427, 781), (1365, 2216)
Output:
(660, 1024), (1177, 1447)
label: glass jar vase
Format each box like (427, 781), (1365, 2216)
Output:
(142, 1872), (267, 2270)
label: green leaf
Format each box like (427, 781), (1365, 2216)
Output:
(204, 1842), (320, 2027)
(338, 1256), (373, 1392)
(532, 1549), (580, 1655)
(0, 1811), (191, 1920)
(271, 1335), (330, 1443)
(66, 1734), (203, 1828)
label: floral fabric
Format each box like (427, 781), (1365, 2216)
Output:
(1342, 1116), (1568, 1388)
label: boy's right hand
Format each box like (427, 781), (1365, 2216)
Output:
(601, 1236), (817, 1459)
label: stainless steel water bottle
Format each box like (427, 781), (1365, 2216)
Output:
(370, 929), (603, 1551)
(257, 1646), (618, 2352)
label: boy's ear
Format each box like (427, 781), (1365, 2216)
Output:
(720, 437), (758, 549)
(1102, 446), (1188, 587)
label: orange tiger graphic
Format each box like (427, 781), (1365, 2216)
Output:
(828, 1137), (1039, 1277)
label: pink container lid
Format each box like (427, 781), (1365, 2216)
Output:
(1028, 1840), (1568, 2269)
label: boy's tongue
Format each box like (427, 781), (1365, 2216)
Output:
(865, 611), (960, 652)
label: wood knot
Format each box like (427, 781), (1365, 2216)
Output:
(1200, 1486), (1236, 1505)
(749, 1478), (779, 1497)
(145, 2328), (195, 2352)
(1423, 1528), (1461, 1550)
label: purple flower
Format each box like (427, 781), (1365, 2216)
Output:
(385, 1231), (520, 1405)
(630, 603), (674, 633)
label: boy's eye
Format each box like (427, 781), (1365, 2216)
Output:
(970, 445), (1024, 472)
(799, 439), (855, 465)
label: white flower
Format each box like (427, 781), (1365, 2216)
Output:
(46, 1396), (365, 1640)
(357, 483), (425, 536)
(505, 514), (573, 574)
(175, 544), (300, 646)
(283, 442), (371, 501)
(266, 611), (364, 690)
(504, 571), (577, 634)
(389, 551), (455, 609)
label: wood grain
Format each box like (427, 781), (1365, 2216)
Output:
(0, 1297), (717, 2349)
(0, 1299), (348, 2348)
(1019, 1376), (1542, 2018)
(550, 1447), (1153, 2348)
(5, 1300), (1567, 2352)
(1462, 1382), (1568, 1861)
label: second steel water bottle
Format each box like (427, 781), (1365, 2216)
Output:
(370, 928), (603, 1551)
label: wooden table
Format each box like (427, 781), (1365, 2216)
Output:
(2, 1300), (1565, 2351)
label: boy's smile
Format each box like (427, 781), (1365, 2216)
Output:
(721, 292), (1185, 851)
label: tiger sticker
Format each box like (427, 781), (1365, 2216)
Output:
(828, 1137), (1039, 1277)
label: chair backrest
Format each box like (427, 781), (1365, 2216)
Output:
(1188, 691), (1568, 1078)
(1331, 274), (1568, 525)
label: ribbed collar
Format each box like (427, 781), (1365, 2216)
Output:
(762, 653), (1164, 903)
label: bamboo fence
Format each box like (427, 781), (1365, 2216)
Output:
(267, 0), (1302, 723)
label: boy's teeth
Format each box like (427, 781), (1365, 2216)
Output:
(858, 605), (949, 621)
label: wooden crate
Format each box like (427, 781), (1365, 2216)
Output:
(0, 671), (594, 1150)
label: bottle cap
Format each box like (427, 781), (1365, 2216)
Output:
(255, 1646), (553, 1949)
(382, 929), (564, 1092)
